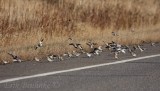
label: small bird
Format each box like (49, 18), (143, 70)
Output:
(151, 42), (156, 46)
(69, 43), (83, 50)
(105, 41), (118, 51)
(103, 41), (108, 46)
(137, 45), (145, 52)
(131, 52), (137, 57)
(120, 49), (126, 54)
(8, 52), (22, 63)
(128, 48), (137, 57)
(80, 49), (86, 54)
(65, 52), (73, 58)
(86, 41), (97, 49)
(98, 46), (103, 52)
(67, 52), (73, 58)
(48, 55), (54, 59)
(63, 53), (68, 57)
(47, 54), (57, 62)
(52, 55), (59, 59)
(78, 44), (83, 50)
(35, 39), (44, 50)
(69, 43), (78, 48)
(47, 55), (55, 62)
(114, 52), (119, 59)
(2, 60), (9, 65)
(92, 48), (100, 55)
(112, 31), (119, 36)
(132, 45), (138, 51)
(72, 50), (81, 57)
(58, 55), (64, 61)
(35, 57), (40, 62)
(86, 53), (92, 58)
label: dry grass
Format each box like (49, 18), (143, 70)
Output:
(0, 0), (160, 62)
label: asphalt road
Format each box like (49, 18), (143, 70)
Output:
(0, 43), (160, 91)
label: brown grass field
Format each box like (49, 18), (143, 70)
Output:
(0, 0), (160, 62)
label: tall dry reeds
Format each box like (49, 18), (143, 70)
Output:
(0, 0), (160, 62)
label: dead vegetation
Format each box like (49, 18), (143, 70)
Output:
(0, 0), (160, 61)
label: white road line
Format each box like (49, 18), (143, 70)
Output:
(0, 54), (160, 84)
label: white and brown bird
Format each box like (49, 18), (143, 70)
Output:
(35, 39), (44, 50)
(127, 47), (137, 57)
(47, 55), (55, 62)
(2, 60), (9, 65)
(35, 57), (40, 62)
(86, 52), (92, 58)
(112, 31), (119, 36)
(8, 52), (22, 63)
(137, 45), (145, 52)
(47, 54), (60, 62)
(72, 50), (81, 57)
(86, 41), (97, 49)
(114, 52), (119, 59)
(63, 52), (73, 58)
(58, 55), (64, 61)
(69, 43), (83, 50)
(98, 46), (103, 52)
(151, 42), (156, 47)
(91, 47), (101, 55)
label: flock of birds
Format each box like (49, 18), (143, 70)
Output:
(1, 32), (159, 65)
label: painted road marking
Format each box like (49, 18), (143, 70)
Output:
(0, 54), (160, 84)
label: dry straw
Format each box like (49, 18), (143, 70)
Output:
(0, 0), (160, 62)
